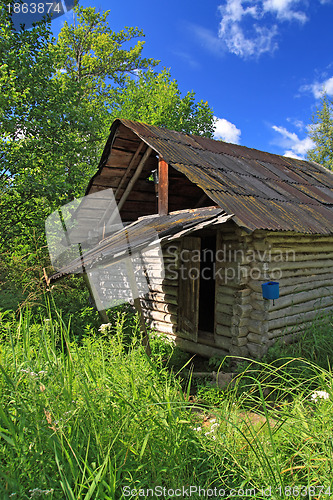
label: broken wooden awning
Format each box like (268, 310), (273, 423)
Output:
(49, 206), (232, 282)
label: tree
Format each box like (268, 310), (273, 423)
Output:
(112, 68), (215, 137)
(1, 5), (159, 207)
(0, 4), (216, 307)
(307, 94), (333, 171)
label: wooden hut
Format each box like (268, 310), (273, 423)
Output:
(51, 119), (333, 358)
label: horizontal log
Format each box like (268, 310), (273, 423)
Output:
(269, 266), (333, 279)
(145, 291), (178, 305)
(267, 314), (332, 339)
(265, 234), (333, 244)
(112, 137), (141, 153)
(269, 285), (333, 312)
(146, 277), (179, 287)
(215, 324), (233, 338)
(146, 284), (178, 296)
(247, 342), (264, 358)
(215, 311), (233, 327)
(248, 274), (333, 293)
(233, 325), (249, 338)
(269, 295), (333, 321)
(250, 309), (269, 321)
(216, 294), (235, 306)
(175, 338), (228, 358)
(140, 299), (178, 315)
(273, 259), (333, 270)
(143, 309), (177, 324)
(214, 335), (232, 350)
(216, 284), (239, 295)
(147, 321), (177, 335)
(252, 229), (333, 241)
(216, 302), (233, 316)
(268, 307), (333, 331)
(257, 245), (333, 256)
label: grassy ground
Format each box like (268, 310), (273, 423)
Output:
(1, 307), (333, 499)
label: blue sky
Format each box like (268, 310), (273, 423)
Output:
(52, 0), (333, 158)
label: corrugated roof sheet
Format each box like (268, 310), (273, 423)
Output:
(49, 207), (232, 282)
(108, 119), (333, 234)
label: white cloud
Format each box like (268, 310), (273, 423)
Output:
(302, 76), (333, 99)
(263, 0), (308, 22)
(189, 24), (225, 55)
(214, 117), (241, 144)
(217, 0), (308, 58)
(272, 125), (315, 158)
(286, 118), (305, 130)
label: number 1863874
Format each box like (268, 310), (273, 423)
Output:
(7, 3), (62, 14)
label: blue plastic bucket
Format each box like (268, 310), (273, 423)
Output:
(261, 281), (279, 300)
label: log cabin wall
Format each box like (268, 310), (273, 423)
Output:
(214, 222), (253, 358)
(140, 224), (333, 359)
(140, 242), (180, 335)
(248, 230), (333, 357)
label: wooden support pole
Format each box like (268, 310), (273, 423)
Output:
(82, 273), (109, 324)
(124, 257), (151, 356)
(158, 157), (168, 216)
(117, 146), (152, 212)
(114, 142), (144, 200)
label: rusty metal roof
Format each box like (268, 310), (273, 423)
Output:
(49, 207), (232, 282)
(100, 119), (333, 234)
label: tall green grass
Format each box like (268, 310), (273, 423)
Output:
(1, 308), (333, 499)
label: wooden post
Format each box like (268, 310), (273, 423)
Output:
(82, 273), (109, 324)
(158, 157), (168, 216)
(124, 257), (151, 356)
(117, 146), (152, 212)
(115, 142), (144, 200)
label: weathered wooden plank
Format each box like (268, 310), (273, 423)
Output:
(115, 142), (145, 200)
(118, 146), (153, 211)
(177, 237), (201, 342)
(140, 299), (177, 315)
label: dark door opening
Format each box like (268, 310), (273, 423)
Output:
(198, 235), (216, 333)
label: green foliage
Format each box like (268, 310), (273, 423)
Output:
(2, 309), (333, 498)
(262, 314), (333, 370)
(307, 94), (333, 170)
(0, 4), (216, 312)
(113, 68), (215, 137)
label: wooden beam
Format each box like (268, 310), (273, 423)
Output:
(158, 157), (168, 216)
(114, 142), (144, 200)
(124, 256), (151, 356)
(117, 146), (153, 212)
(82, 273), (109, 324)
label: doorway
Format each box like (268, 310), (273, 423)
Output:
(198, 235), (216, 333)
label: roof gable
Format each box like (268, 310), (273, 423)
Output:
(88, 119), (333, 234)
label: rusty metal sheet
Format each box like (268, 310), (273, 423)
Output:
(49, 207), (230, 281)
(297, 184), (333, 204)
(122, 119), (205, 149)
(263, 180), (322, 205)
(89, 119), (333, 235)
(208, 191), (333, 233)
(192, 135), (239, 156)
(301, 169), (333, 189)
